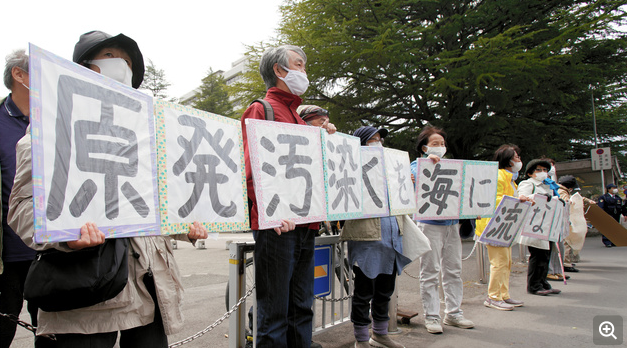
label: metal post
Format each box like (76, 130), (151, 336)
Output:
(228, 242), (255, 348)
(388, 278), (401, 334)
(476, 243), (488, 284)
(518, 243), (527, 263)
(592, 90), (605, 190)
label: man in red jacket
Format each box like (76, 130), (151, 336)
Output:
(241, 45), (335, 348)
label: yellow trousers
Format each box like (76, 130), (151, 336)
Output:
(486, 245), (512, 301)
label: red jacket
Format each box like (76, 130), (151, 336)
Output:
(241, 87), (320, 231)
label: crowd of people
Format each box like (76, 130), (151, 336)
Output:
(0, 35), (618, 348)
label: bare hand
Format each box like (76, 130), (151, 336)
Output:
(188, 221), (208, 241)
(274, 219), (296, 235)
(321, 119), (337, 134)
(519, 194), (535, 205)
(411, 173), (415, 184)
(68, 222), (106, 250)
(427, 154), (441, 163)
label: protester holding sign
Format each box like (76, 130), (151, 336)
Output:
(411, 126), (474, 334)
(341, 126), (410, 348)
(8, 31), (207, 348)
(475, 144), (528, 311)
(517, 159), (561, 296)
(240, 45), (335, 348)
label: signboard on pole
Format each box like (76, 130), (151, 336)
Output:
(591, 147), (612, 171)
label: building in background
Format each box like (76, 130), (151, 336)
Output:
(555, 156), (622, 199)
(179, 56), (249, 110)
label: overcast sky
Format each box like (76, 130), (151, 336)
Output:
(1, 0), (284, 99)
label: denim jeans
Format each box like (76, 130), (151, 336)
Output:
(253, 227), (315, 348)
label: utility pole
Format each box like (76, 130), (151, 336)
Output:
(592, 91), (605, 190)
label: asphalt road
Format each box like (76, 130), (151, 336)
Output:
(9, 234), (627, 348)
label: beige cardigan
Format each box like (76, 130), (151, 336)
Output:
(8, 131), (190, 336)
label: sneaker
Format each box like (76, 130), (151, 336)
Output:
(549, 288), (561, 294)
(369, 333), (405, 348)
(528, 289), (551, 296)
(443, 315), (474, 329)
(504, 298), (524, 307)
(564, 266), (579, 273)
(484, 297), (514, 311)
(355, 341), (370, 348)
(425, 318), (443, 334)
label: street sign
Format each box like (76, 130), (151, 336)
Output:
(313, 245), (332, 297)
(591, 147), (612, 171)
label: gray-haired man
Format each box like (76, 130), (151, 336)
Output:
(0, 49), (40, 348)
(241, 45), (334, 348)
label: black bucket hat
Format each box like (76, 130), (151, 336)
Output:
(73, 31), (145, 89)
(524, 158), (552, 177)
(353, 126), (388, 146)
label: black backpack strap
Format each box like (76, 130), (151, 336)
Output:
(250, 99), (274, 122)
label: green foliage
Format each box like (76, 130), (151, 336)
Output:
(193, 68), (237, 118)
(231, 0), (627, 167)
(140, 59), (171, 100)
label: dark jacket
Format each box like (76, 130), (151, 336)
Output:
(598, 192), (623, 221)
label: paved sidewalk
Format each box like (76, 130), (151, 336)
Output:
(10, 234), (626, 348)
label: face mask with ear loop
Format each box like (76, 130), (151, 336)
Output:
(85, 58), (133, 87)
(424, 146), (447, 158)
(277, 66), (309, 96)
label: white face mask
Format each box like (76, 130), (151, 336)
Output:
(278, 66), (309, 96)
(367, 141), (383, 147)
(510, 160), (522, 173)
(612, 188), (619, 194)
(86, 58), (133, 87)
(534, 172), (548, 181)
(424, 146), (446, 158)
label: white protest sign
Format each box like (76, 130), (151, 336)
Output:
(384, 148), (417, 215)
(478, 195), (532, 247)
(548, 200), (565, 242)
(360, 146), (390, 218)
(245, 119), (326, 229)
(414, 158), (463, 220)
(521, 194), (555, 241)
(154, 100), (249, 234)
(459, 161), (499, 218)
(29, 44), (160, 243)
(322, 132), (363, 220)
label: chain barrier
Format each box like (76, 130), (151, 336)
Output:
(314, 294), (352, 302)
(462, 241), (478, 261)
(0, 312), (56, 341)
(168, 284), (255, 348)
(402, 269), (420, 279)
